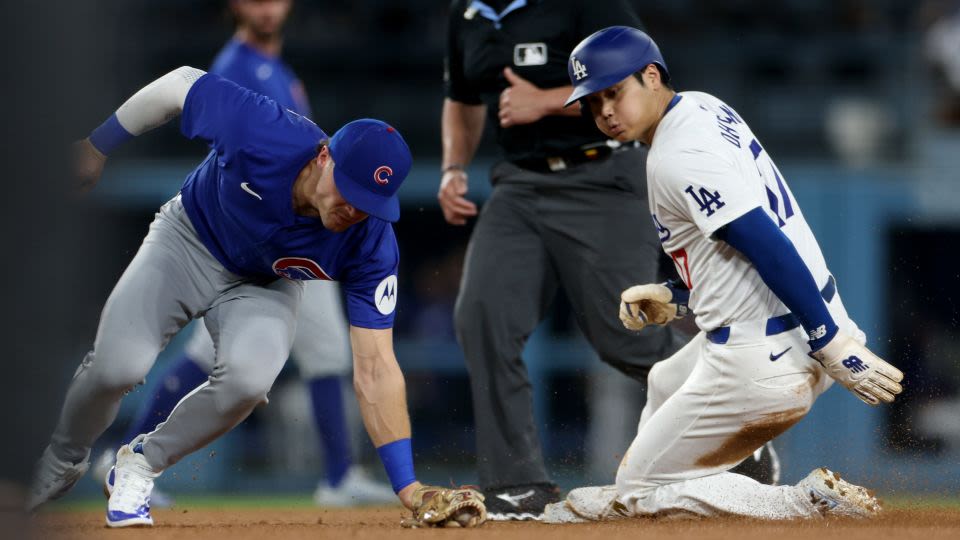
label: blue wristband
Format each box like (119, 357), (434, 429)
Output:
(376, 438), (416, 493)
(88, 113), (133, 155)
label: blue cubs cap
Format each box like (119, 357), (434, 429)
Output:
(565, 26), (670, 107)
(329, 119), (412, 222)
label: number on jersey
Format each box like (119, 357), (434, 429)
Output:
(749, 139), (793, 227)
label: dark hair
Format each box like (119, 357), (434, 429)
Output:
(633, 65), (672, 90)
(317, 138), (330, 153)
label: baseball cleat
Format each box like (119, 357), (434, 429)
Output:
(484, 482), (560, 521)
(797, 467), (880, 518)
(25, 446), (90, 512)
(105, 441), (160, 528)
(312, 466), (396, 507)
(542, 501), (589, 524)
(565, 485), (630, 521)
(97, 448), (174, 507)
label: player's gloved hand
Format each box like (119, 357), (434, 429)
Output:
(73, 138), (107, 192)
(810, 333), (904, 406)
(401, 485), (487, 528)
(619, 281), (688, 331)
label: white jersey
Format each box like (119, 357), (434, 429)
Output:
(646, 91), (833, 332)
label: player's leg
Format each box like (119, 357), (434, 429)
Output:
(291, 281), (394, 505)
(30, 197), (221, 510)
(612, 332), (831, 519)
(454, 178), (559, 518)
(93, 322), (215, 507)
(135, 278), (302, 470)
(120, 324), (214, 446)
(105, 277), (301, 527)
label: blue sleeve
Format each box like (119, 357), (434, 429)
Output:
(715, 207), (838, 350)
(341, 225), (400, 329)
(180, 73), (279, 157)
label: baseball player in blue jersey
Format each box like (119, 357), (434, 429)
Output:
(544, 27), (905, 522)
(91, 0), (394, 507)
(26, 67), (486, 528)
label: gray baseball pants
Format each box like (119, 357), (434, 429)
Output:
(50, 196), (302, 471)
(455, 147), (688, 489)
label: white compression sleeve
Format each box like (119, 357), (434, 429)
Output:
(114, 66), (206, 136)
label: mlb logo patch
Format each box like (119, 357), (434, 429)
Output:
(514, 43), (547, 66)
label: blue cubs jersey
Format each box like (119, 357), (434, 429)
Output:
(179, 74), (398, 329)
(210, 38), (312, 118)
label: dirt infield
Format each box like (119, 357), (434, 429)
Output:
(29, 506), (960, 540)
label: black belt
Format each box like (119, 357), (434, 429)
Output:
(706, 275), (837, 345)
(512, 141), (630, 173)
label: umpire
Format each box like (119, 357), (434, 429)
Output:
(439, 0), (684, 520)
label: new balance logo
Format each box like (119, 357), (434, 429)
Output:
(842, 355), (869, 374)
(496, 489), (534, 508)
(684, 186), (725, 216)
(571, 57), (588, 80)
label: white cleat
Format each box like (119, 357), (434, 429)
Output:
(25, 447), (90, 512)
(542, 501), (589, 524)
(105, 442), (161, 528)
(566, 485), (630, 521)
(96, 448), (174, 508)
(797, 467), (881, 518)
(312, 466), (397, 507)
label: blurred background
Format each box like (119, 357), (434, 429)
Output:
(6, 0), (960, 506)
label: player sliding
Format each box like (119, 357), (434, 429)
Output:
(27, 66), (486, 529)
(545, 27), (904, 522)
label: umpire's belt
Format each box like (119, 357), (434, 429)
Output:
(706, 276), (837, 345)
(512, 140), (631, 173)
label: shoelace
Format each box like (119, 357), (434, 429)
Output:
(113, 467), (153, 512)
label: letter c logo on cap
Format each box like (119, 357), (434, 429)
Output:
(374, 165), (393, 185)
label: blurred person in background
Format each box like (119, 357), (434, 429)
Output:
(439, 0), (693, 521)
(91, 0), (395, 507)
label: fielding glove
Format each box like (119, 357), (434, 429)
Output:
(401, 485), (486, 528)
(810, 333), (904, 405)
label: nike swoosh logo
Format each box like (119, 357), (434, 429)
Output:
(240, 182), (262, 201)
(769, 347), (792, 361)
(496, 489), (535, 508)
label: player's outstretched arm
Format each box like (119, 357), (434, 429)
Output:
(77, 66), (206, 190)
(349, 326), (486, 527)
(716, 207), (904, 405)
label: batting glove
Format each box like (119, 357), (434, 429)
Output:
(619, 281), (688, 331)
(810, 333), (904, 405)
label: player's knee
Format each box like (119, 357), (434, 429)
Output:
(218, 371), (273, 410)
(86, 346), (155, 391)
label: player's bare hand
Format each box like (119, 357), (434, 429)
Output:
(498, 68), (547, 128)
(438, 169), (478, 225)
(619, 283), (679, 331)
(73, 138), (106, 192)
(811, 333), (904, 406)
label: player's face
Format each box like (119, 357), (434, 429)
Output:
(313, 151), (368, 233)
(584, 67), (664, 144)
(232, 0), (292, 38)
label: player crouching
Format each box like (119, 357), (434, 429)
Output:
(545, 27), (903, 523)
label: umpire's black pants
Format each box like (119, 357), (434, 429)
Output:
(455, 146), (688, 489)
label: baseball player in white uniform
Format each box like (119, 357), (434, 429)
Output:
(543, 27), (905, 522)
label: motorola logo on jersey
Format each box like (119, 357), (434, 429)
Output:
(373, 165), (393, 185)
(272, 257), (333, 281)
(374, 275), (398, 315)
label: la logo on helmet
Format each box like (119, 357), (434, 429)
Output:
(571, 57), (588, 80)
(374, 165), (393, 185)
